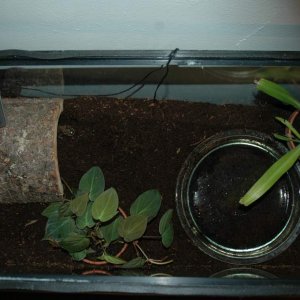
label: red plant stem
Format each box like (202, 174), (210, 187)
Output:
(82, 258), (108, 266)
(82, 207), (128, 267)
(118, 207), (127, 219)
(286, 110), (299, 150)
(82, 269), (111, 276)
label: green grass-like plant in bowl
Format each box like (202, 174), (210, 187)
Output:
(240, 79), (300, 206)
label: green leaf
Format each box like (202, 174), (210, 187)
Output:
(275, 117), (300, 139)
(240, 144), (300, 206)
(59, 202), (73, 217)
(43, 216), (76, 241)
(98, 254), (126, 265)
(159, 209), (173, 235)
(118, 215), (147, 242)
(92, 188), (119, 222)
(130, 189), (161, 222)
(79, 166), (105, 201)
(76, 202), (95, 229)
(70, 249), (87, 261)
(41, 202), (62, 218)
(161, 223), (174, 248)
(101, 216), (122, 244)
(159, 209), (174, 248)
(70, 193), (89, 216)
(60, 232), (90, 253)
(256, 78), (300, 110)
(273, 133), (299, 143)
(120, 257), (146, 269)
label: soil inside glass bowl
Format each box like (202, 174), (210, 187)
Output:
(188, 143), (293, 250)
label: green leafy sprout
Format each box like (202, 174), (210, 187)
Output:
(239, 79), (300, 207)
(42, 166), (174, 270)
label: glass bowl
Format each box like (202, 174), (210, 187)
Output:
(211, 268), (277, 279)
(175, 129), (300, 264)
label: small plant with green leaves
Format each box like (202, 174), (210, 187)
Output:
(240, 78), (300, 206)
(42, 166), (174, 271)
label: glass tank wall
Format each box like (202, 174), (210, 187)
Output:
(1, 50), (300, 104)
(1, 50), (300, 297)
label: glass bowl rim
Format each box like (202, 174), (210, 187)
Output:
(175, 129), (300, 265)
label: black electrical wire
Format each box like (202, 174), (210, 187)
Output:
(124, 82), (147, 100)
(20, 66), (163, 98)
(18, 48), (179, 99)
(153, 48), (179, 100)
(125, 48), (179, 100)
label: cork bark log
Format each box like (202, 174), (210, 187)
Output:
(0, 98), (64, 203)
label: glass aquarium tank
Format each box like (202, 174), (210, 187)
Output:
(0, 50), (300, 297)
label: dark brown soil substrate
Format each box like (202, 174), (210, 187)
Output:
(1, 96), (300, 278)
